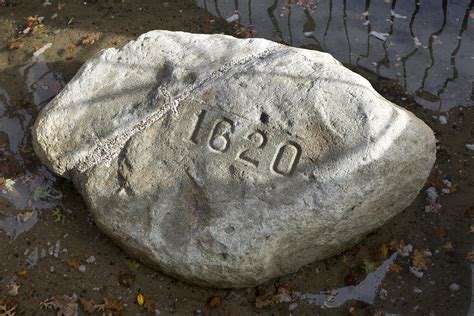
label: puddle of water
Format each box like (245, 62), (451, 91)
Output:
(197, 0), (474, 111)
(19, 54), (65, 108)
(296, 252), (398, 308)
(0, 54), (64, 238)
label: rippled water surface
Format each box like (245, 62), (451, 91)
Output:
(198, 0), (473, 110)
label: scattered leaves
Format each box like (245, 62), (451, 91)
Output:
(412, 249), (430, 270)
(24, 15), (44, 34)
(255, 285), (292, 309)
(125, 259), (140, 272)
(39, 295), (78, 316)
(207, 296), (222, 308)
(81, 32), (102, 45)
(389, 263), (403, 273)
(233, 23), (256, 38)
(362, 259), (376, 274)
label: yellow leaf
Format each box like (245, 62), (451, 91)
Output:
(389, 263), (403, 273)
(137, 293), (145, 306)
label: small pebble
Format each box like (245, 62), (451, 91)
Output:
(449, 283), (460, 292)
(413, 287), (422, 294)
(86, 256), (96, 264)
(78, 265), (86, 273)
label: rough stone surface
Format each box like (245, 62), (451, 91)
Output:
(32, 30), (436, 288)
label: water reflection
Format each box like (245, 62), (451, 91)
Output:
(197, 0), (473, 111)
(0, 55), (64, 238)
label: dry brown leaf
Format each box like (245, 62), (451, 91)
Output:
(15, 270), (27, 278)
(208, 296), (222, 308)
(79, 298), (96, 314)
(412, 249), (429, 270)
(255, 285), (291, 309)
(65, 256), (82, 269)
(102, 298), (125, 312)
(389, 263), (403, 273)
(82, 32), (102, 45)
(9, 41), (22, 50)
(377, 243), (389, 261)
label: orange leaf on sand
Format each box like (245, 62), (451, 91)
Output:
(255, 285), (291, 309)
(82, 32), (102, 45)
(412, 249), (430, 270)
(389, 263), (403, 273)
(79, 298), (96, 314)
(9, 41), (23, 50)
(208, 296), (222, 308)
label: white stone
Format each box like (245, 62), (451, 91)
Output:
(32, 31), (436, 288)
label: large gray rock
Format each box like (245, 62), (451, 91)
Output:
(32, 30), (435, 288)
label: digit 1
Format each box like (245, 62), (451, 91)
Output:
(190, 109), (207, 144)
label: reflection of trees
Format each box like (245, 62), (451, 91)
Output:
(203, 0), (472, 109)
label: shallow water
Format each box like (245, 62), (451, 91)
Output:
(198, 0), (474, 111)
(0, 0), (472, 314)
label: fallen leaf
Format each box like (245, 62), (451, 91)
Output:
(137, 293), (145, 306)
(97, 298), (125, 312)
(377, 243), (389, 261)
(9, 41), (22, 50)
(362, 259), (376, 274)
(389, 263), (403, 273)
(79, 298), (96, 314)
(412, 249), (429, 270)
(207, 296), (222, 308)
(65, 256), (82, 269)
(255, 285), (291, 309)
(82, 32), (102, 45)
(15, 270), (27, 278)
(0, 299), (16, 316)
(125, 259), (140, 272)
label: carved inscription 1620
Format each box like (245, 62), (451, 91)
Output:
(189, 109), (302, 176)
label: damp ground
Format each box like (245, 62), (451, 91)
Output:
(0, 0), (473, 315)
